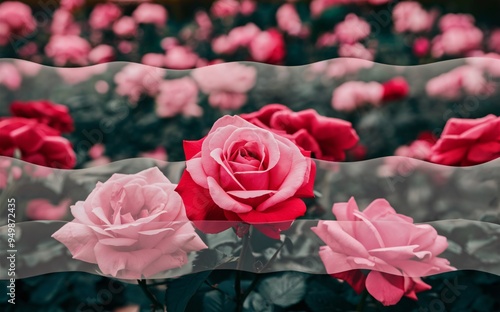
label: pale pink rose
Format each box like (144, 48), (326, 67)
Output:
(335, 14), (370, 44)
(89, 45), (115, 64)
(141, 53), (165, 67)
(83, 156), (111, 168)
(163, 47), (198, 70)
(195, 11), (212, 40)
(114, 64), (166, 104)
(0, 63), (22, 90)
(132, 3), (167, 27)
(240, 0), (257, 15)
(113, 16), (137, 37)
(324, 58), (373, 78)
(26, 198), (71, 220)
(276, 4), (302, 36)
(161, 37), (179, 50)
(426, 65), (491, 100)
(316, 32), (337, 48)
(118, 40), (133, 54)
(489, 29), (500, 53)
(52, 167), (208, 279)
(60, 0), (85, 12)
(228, 23), (260, 47)
(0, 1), (36, 37)
(439, 13), (475, 32)
(45, 35), (91, 66)
(89, 3), (122, 30)
(51, 9), (81, 35)
(88, 144), (105, 160)
(312, 197), (455, 306)
(14, 60), (42, 77)
(191, 63), (256, 95)
(0, 159), (22, 189)
(331, 81), (383, 112)
(0, 23), (10, 46)
(139, 147), (167, 163)
(467, 53), (500, 77)
(57, 65), (107, 85)
(212, 36), (238, 55)
(392, 1), (435, 33)
(208, 91), (248, 110)
(378, 138), (434, 177)
(155, 77), (202, 118)
(431, 27), (483, 57)
(95, 80), (109, 94)
(211, 0), (240, 18)
(338, 43), (374, 61)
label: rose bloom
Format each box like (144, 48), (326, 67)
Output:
(155, 77), (202, 118)
(89, 3), (122, 30)
(0, 118), (76, 169)
(164, 46), (198, 70)
(14, 60), (42, 77)
(114, 64), (166, 104)
(211, 0), (240, 18)
(241, 104), (359, 161)
(132, 3), (167, 27)
(338, 43), (374, 61)
(0, 159), (22, 189)
(488, 29), (500, 53)
(429, 115), (500, 166)
(51, 9), (81, 35)
(26, 198), (71, 220)
(52, 167), (207, 279)
(89, 45), (115, 64)
(60, 0), (85, 12)
(175, 115), (316, 239)
(10, 100), (74, 133)
(276, 4), (302, 36)
(312, 197), (455, 306)
(139, 147), (167, 163)
(141, 53), (165, 67)
(426, 65), (490, 100)
(324, 58), (374, 78)
(240, 0), (256, 15)
(208, 92), (248, 110)
(467, 52), (500, 77)
(431, 27), (483, 57)
(191, 62), (256, 94)
(212, 23), (260, 54)
(113, 17), (137, 38)
(335, 14), (370, 44)
(249, 29), (286, 64)
(0, 63), (22, 90)
(332, 81), (383, 111)
(439, 13), (475, 32)
(45, 35), (91, 66)
(413, 37), (430, 57)
(392, 1), (435, 33)
(0, 1), (36, 37)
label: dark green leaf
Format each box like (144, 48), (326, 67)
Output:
(165, 270), (212, 312)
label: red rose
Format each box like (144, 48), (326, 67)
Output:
(240, 104), (359, 161)
(429, 115), (500, 166)
(10, 100), (74, 133)
(0, 118), (76, 169)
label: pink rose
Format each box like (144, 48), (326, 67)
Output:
(316, 32), (337, 48)
(276, 4), (302, 36)
(175, 115), (316, 239)
(208, 92), (248, 110)
(14, 60), (42, 77)
(132, 3), (167, 27)
(141, 53), (165, 67)
(88, 143), (105, 160)
(0, 23), (10, 46)
(57, 65), (107, 85)
(312, 197), (455, 306)
(155, 77), (202, 118)
(0, 1), (36, 37)
(332, 81), (383, 111)
(211, 0), (240, 18)
(488, 29), (500, 53)
(249, 29), (286, 64)
(114, 64), (166, 104)
(51, 9), (81, 35)
(89, 45), (115, 64)
(52, 167), (207, 279)
(324, 58), (373, 78)
(0, 63), (22, 90)
(338, 43), (374, 61)
(0, 159), (22, 189)
(439, 13), (475, 32)
(240, 0), (257, 15)
(60, 0), (85, 12)
(195, 11), (212, 40)
(413, 37), (430, 57)
(191, 63), (256, 94)
(432, 27), (483, 57)
(467, 53), (500, 77)
(113, 17), (137, 38)
(26, 198), (71, 220)
(335, 14), (370, 44)
(392, 1), (435, 33)
(89, 3), (122, 30)
(164, 46), (199, 70)
(228, 23), (260, 47)
(426, 66), (491, 100)
(45, 35), (91, 66)
(139, 147), (167, 164)
(429, 115), (500, 166)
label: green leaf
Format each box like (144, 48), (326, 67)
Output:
(165, 270), (212, 312)
(202, 290), (236, 312)
(257, 272), (308, 308)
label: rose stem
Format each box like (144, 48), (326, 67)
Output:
(235, 226), (252, 312)
(137, 279), (165, 312)
(356, 289), (369, 312)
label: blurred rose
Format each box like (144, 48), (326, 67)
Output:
(51, 9), (81, 35)
(114, 64), (166, 104)
(60, 0), (85, 12)
(161, 37), (179, 50)
(155, 77), (202, 118)
(413, 37), (430, 57)
(312, 197), (455, 306)
(195, 11), (212, 40)
(332, 81), (383, 111)
(83, 156), (111, 168)
(88, 143), (105, 160)
(212, 36), (238, 55)
(335, 14), (370, 44)
(467, 53), (500, 77)
(89, 3), (122, 30)
(229, 23), (260, 47)
(52, 167), (207, 279)
(240, 0), (257, 15)
(0, 23), (10, 46)
(381, 77), (409, 102)
(45, 35), (91, 66)
(249, 29), (286, 64)
(139, 147), (167, 163)
(426, 65), (491, 100)
(211, 0), (240, 18)
(132, 3), (167, 27)
(118, 40), (133, 54)
(0, 159), (22, 189)
(164, 46), (198, 69)
(0, 63), (22, 90)
(241, 104), (359, 161)
(316, 32), (337, 48)
(89, 45), (115, 64)
(113, 17), (137, 38)
(392, 1), (435, 33)
(208, 92), (248, 110)
(276, 4), (302, 36)
(439, 13), (475, 32)
(14, 60), (42, 77)
(0, 1), (36, 37)
(311, 0), (390, 17)
(338, 43), (374, 61)
(430, 115), (500, 166)
(26, 198), (71, 220)
(431, 27), (483, 57)
(379, 137), (435, 177)
(0, 118), (76, 169)
(324, 58), (373, 78)
(10, 100), (74, 133)
(489, 29), (500, 53)
(141, 53), (165, 67)
(57, 65), (107, 85)
(17, 42), (38, 59)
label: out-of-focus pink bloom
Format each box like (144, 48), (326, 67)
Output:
(132, 3), (168, 27)
(60, 0), (85, 12)
(113, 16), (137, 38)
(195, 11), (212, 40)
(0, 1), (36, 37)
(89, 143), (105, 160)
(311, 0), (390, 17)
(381, 77), (409, 102)
(155, 77), (202, 118)
(324, 58), (374, 78)
(276, 4), (303, 36)
(332, 81), (383, 111)
(18, 42), (38, 59)
(89, 3), (122, 30)
(0, 159), (22, 189)
(393, 1), (435, 33)
(57, 65), (107, 85)
(212, 23), (260, 54)
(240, 0), (257, 15)
(431, 27), (483, 57)
(439, 13), (475, 32)
(191, 63), (256, 94)
(51, 9), (81, 35)
(14, 60), (42, 77)
(161, 37), (179, 50)
(118, 40), (133, 54)
(26, 198), (71, 221)
(208, 91), (248, 110)
(249, 29), (286, 64)
(413, 37), (430, 57)
(45, 35), (91, 66)
(488, 29), (500, 53)
(338, 43), (374, 61)
(95, 80), (109, 94)
(316, 32), (337, 48)
(141, 53), (165, 67)
(139, 147), (167, 163)
(335, 14), (370, 44)
(83, 156), (111, 168)
(114, 64), (166, 104)
(0, 63), (22, 90)
(89, 45), (115, 64)
(467, 53), (500, 77)
(211, 0), (240, 18)
(0, 23), (10, 46)
(164, 46), (199, 70)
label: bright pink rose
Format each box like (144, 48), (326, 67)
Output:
(10, 100), (74, 133)
(310, 0), (389, 17)
(155, 77), (202, 118)
(0, 118), (76, 169)
(211, 0), (240, 18)
(229, 23), (261, 47)
(175, 115), (316, 239)
(0, 63), (22, 90)
(431, 27), (483, 57)
(212, 36), (238, 55)
(413, 37), (430, 57)
(0, 23), (10, 46)
(26, 198), (71, 220)
(338, 43), (374, 61)
(312, 197), (455, 306)
(249, 29), (286, 64)
(164, 46), (199, 70)
(89, 3), (122, 30)
(141, 53), (165, 67)
(51, 9), (81, 35)
(114, 64), (166, 104)
(332, 81), (383, 111)
(113, 17), (137, 38)
(52, 167), (207, 279)
(438, 13), (475, 32)
(45, 35), (91, 66)
(335, 14), (370, 44)
(429, 115), (500, 166)
(60, 0), (85, 12)
(0, 1), (36, 37)
(241, 104), (359, 161)
(392, 1), (435, 33)
(240, 0), (257, 15)
(381, 77), (409, 102)
(89, 45), (115, 64)
(276, 4), (302, 36)
(132, 3), (167, 27)
(426, 66), (491, 100)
